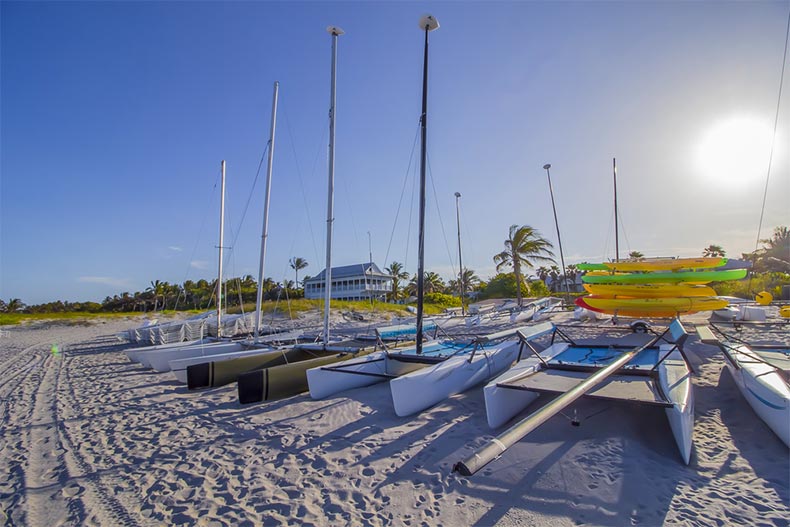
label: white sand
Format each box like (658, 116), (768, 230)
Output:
(1, 315), (788, 526)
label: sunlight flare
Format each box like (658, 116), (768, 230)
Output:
(695, 115), (777, 187)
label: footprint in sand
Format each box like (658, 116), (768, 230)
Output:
(61, 484), (84, 498)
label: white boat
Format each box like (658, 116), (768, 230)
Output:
(145, 340), (275, 372)
(308, 323), (553, 405)
(510, 297), (562, 324)
(700, 325), (790, 447)
(481, 319), (694, 464)
(390, 323), (554, 416)
(125, 337), (215, 364)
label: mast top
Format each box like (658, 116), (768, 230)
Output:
(419, 15), (440, 31)
(327, 26), (345, 36)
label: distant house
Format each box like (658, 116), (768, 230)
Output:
(544, 274), (584, 293)
(304, 263), (394, 301)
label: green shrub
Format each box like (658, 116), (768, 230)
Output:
(422, 292), (462, 308)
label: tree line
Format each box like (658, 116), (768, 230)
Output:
(3, 225), (787, 314)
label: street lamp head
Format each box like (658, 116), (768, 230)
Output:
(327, 26), (345, 36)
(543, 164), (551, 170)
(455, 192), (461, 198)
(419, 15), (440, 31)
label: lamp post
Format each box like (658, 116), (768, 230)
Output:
(454, 192), (465, 315)
(542, 164), (569, 303)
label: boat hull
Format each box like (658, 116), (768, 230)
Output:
(238, 348), (387, 404)
(724, 346), (790, 447)
(306, 348), (431, 399)
(145, 342), (261, 372)
(390, 340), (522, 416)
(170, 348), (280, 384)
(187, 346), (325, 390)
(658, 349), (694, 464)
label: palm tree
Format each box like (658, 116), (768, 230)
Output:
(703, 245), (726, 257)
(385, 261), (410, 300)
(289, 257), (308, 289)
(448, 268), (480, 296)
(406, 271), (446, 297)
(628, 251), (644, 259)
(147, 280), (166, 311)
(5, 298), (25, 313)
(754, 226), (790, 272)
(493, 225), (555, 306)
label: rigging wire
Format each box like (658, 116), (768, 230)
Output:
(283, 110), (323, 266)
(427, 153), (459, 280)
(174, 166), (222, 311)
(383, 124), (421, 269)
(755, 7), (790, 254)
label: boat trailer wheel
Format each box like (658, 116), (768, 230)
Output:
(630, 321), (650, 333)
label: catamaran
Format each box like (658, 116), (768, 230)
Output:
(129, 83), (300, 373)
(453, 319), (694, 476)
(231, 25), (409, 404)
(700, 323), (789, 447)
(307, 16), (562, 417)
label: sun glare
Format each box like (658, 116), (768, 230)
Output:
(695, 115), (776, 187)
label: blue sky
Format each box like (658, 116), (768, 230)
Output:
(2, 1), (788, 305)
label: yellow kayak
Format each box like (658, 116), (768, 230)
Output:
(583, 284), (717, 298)
(580, 296), (728, 317)
(579, 257), (726, 272)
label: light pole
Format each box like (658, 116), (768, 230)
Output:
(542, 164), (569, 303)
(454, 192), (465, 315)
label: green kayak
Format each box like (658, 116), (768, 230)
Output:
(582, 268), (747, 284)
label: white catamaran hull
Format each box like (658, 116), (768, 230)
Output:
(658, 349), (694, 464)
(389, 341), (521, 416)
(148, 342), (272, 373)
(307, 344), (437, 400)
(125, 338), (215, 364)
(484, 343), (569, 428)
(725, 346), (790, 447)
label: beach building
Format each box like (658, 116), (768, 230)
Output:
(304, 263), (394, 301)
(544, 274), (585, 293)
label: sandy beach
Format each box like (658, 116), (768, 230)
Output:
(1, 314), (788, 526)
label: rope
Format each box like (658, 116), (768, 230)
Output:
(283, 110), (322, 266)
(383, 123), (421, 270)
(174, 166), (222, 311)
(755, 7), (790, 255)
(427, 154), (458, 280)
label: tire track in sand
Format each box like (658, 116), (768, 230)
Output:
(56, 336), (140, 526)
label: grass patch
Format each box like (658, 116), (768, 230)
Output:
(0, 300), (450, 327)
(0, 311), (163, 326)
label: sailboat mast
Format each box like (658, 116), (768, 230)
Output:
(217, 160), (226, 338)
(613, 157), (619, 263)
(455, 192), (465, 316)
(416, 15), (439, 354)
(255, 81), (279, 341)
(324, 26), (344, 346)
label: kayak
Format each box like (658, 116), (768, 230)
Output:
(582, 268), (747, 285)
(578, 257), (726, 272)
(576, 296), (728, 317)
(582, 283), (717, 298)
